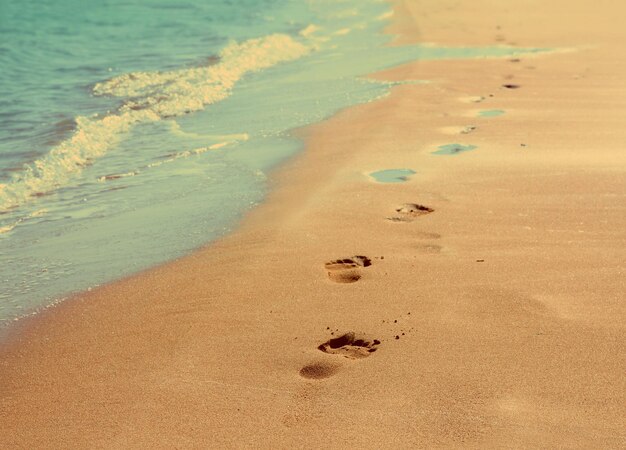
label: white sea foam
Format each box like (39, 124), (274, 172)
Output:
(0, 34), (310, 212)
(377, 11), (394, 21)
(167, 120), (249, 142)
(0, 222), (19, 234)
(300, 24), (320, 37)
(97, 171), (139, 182)
(334, 28), (352, 36)
(0, 208), (47, 235)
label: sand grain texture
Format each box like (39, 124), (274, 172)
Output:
(1, 0), (626, 448)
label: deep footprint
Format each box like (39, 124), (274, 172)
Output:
(317, 332), (381, 359)
(388, 203), (434, 222)
(324, 256), (371, 283)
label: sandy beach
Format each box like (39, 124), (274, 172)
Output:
(1, 0), (625, 448)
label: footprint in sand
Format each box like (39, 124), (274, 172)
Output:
(324, 255), (371, 283)
(317, 332), (381, 359)
(459, 96), (485, 104)
(290, 328), (391, 425)
(298, 362), (341, 380)
(439, 125), (477, 135)
(414, 243), (443, 253)
(297, 332), (380, 381)
(387, 203), (434, 222)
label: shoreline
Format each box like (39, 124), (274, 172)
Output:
(2, 0), (625, 447)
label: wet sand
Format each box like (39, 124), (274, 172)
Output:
(1, 0), (625, 447)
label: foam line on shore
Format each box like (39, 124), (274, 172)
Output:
(0, 34), (311, 213)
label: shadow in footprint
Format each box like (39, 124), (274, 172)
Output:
(324, 256), (371, 283)
(299, 362), (340, 380)
(318, 332), (380, 359)
(388, 203), (434, 222)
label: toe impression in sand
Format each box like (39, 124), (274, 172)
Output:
(387, 203), (434, 222)
(324, 255), (371, 283)
(317, 332), (381, 359)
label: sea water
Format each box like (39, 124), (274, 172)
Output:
(0, 0), (541, 326)
(369, 169), (416, 183)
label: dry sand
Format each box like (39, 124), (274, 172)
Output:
(1, 0), (626, 448)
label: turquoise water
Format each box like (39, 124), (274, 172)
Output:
(478, 109), (505, 117)
(369, 169), (416, 183)
(0, 0), (542, 326)
(432, 143), (478, 155)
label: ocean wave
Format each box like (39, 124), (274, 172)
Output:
(0, 34), (310, 212)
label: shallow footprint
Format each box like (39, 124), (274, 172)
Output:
(299, 362), (340, 380)
(460, 125), (477, 134)
(414, 243), (443, 253)
(324, 256), (371, 283)
(387, 203), (434, 222)
(317, 332), (381, 359)
(459, 95), (485, 104)
(439, 125), (477, 135)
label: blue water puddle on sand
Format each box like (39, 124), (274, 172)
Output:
(478, 109), (505, 117)
(369, 169), (416, 183)
(432, 143), (478, 155)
